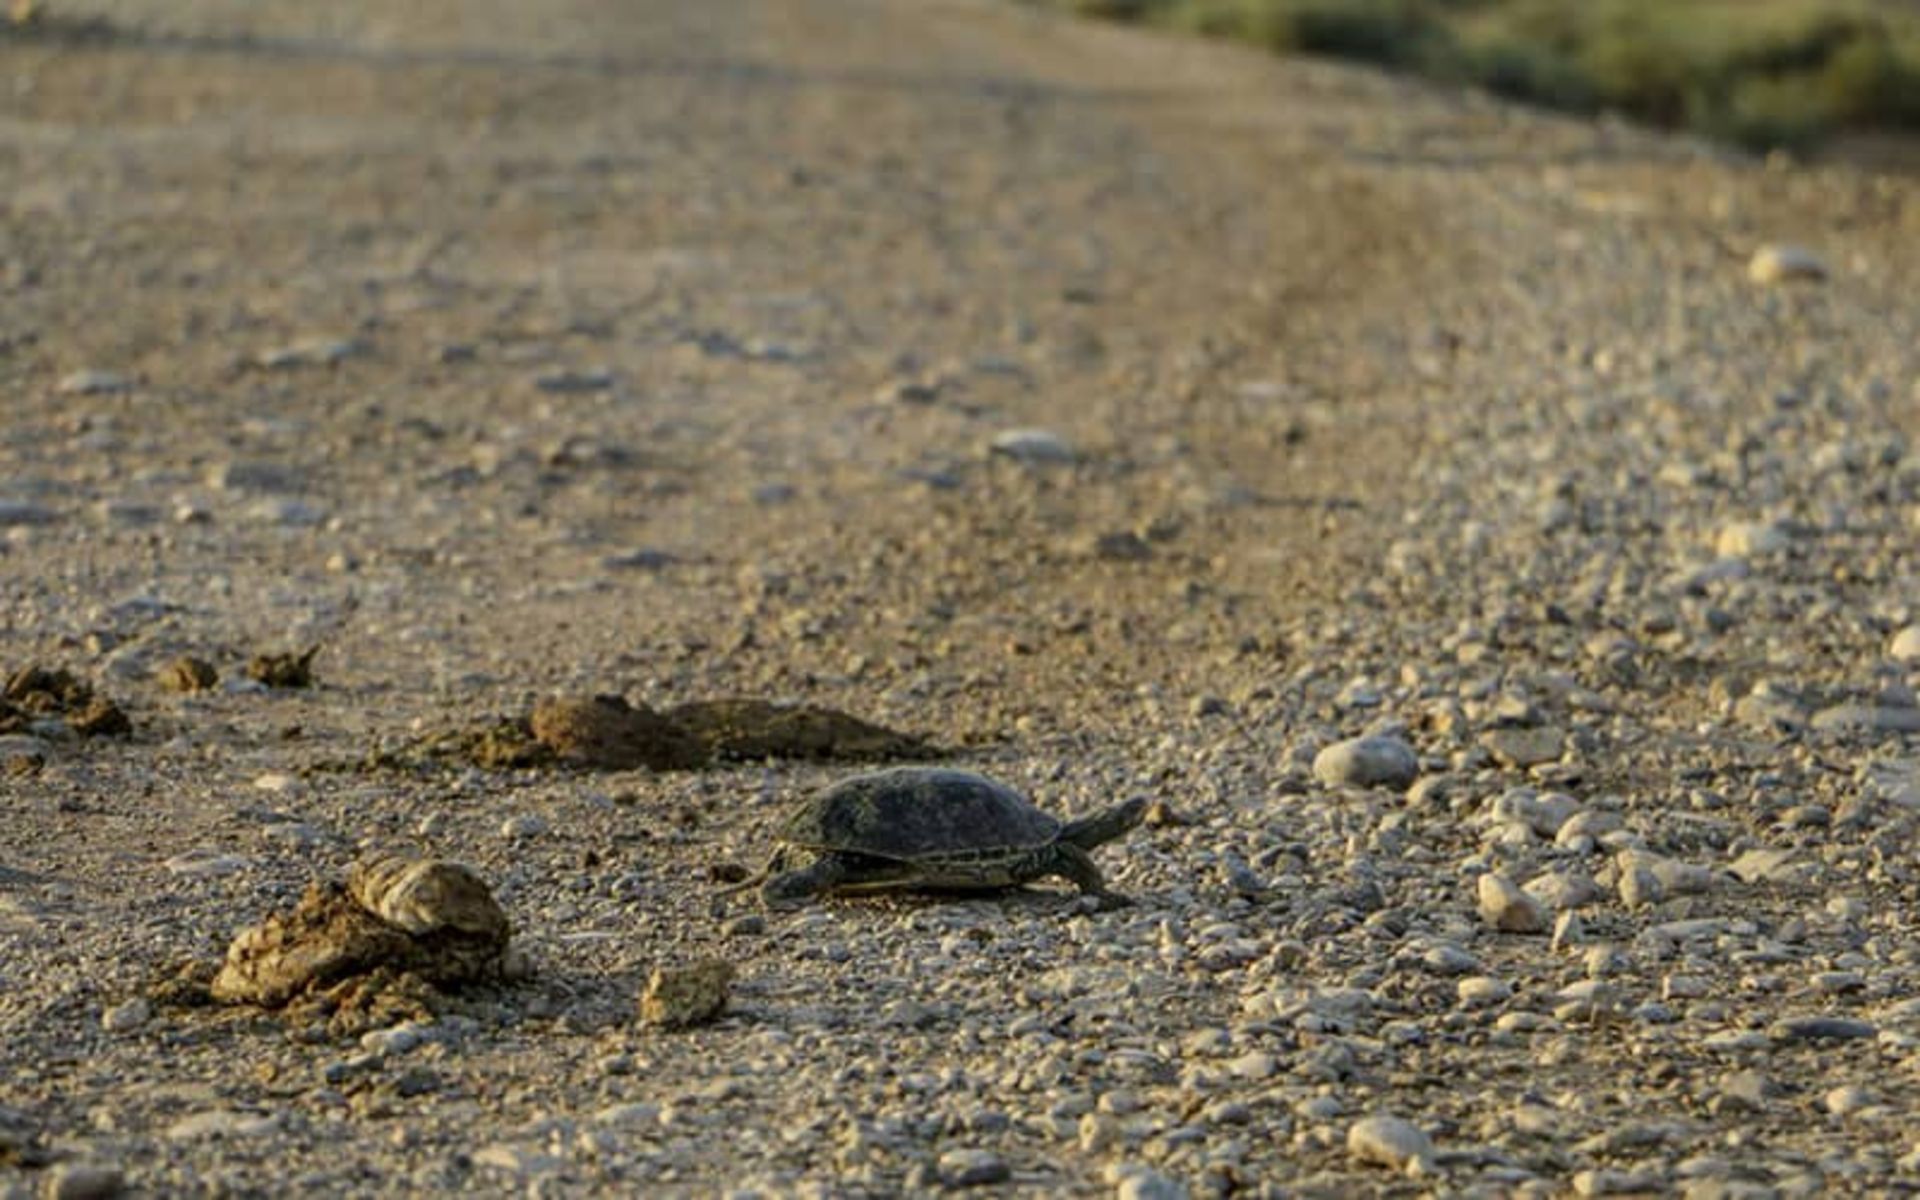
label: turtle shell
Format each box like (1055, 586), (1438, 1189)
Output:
(780, 767), (1060, 861)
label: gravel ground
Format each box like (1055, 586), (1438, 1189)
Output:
(3, 1), (1919, 1196)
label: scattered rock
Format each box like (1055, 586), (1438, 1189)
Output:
(1115, 1169), (1187, 1200)
(207, 461), (303, 493)
(1892, 625), (1920, 663)
(988, 428), (1075, 464)
(639, 959), (734, 1029)
(1715, 520), (1791, 558)
(99, 997), (150, 1035)
(0, 500), (56, 526)
(1313, 735), (1419, 789)
(1087, 530), (1152, 562)
(255, 337), (364, 369)
(939, 1148), (1011, 1187)
(1770, 1015), (1874, 1042)
(44, 1161), (126, 1200)
(534, 367), (616, 393)
(1480, 725), (1565, 769)
(1477, 872), (1548, 933)
(57, 369), (130, 395)
(1748, 243), (1827, 284)
(499, 814), (548, 840)
(603, 547), (679, 571)
(165, 1110), (279, 1140)
(1810, 705), (1920, 736)
(1347, 1114), (1434, 1172)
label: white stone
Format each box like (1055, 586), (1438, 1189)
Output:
(1891, 626), (1920, 664)
(1748, 243), (1827, 284)
(1457, 976), (1511, 1006)
(162, 851), (253, 877)
(165, 1110), (278, 1140)
(988, 428), (1075, 464)
(1714, 520), (1790, 558)
(1347, 1114), (1434, 1172)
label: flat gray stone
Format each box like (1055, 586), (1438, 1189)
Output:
(1313, 735), (1419, 789)
(1812, 705), (1920, 736)
(1770, 1016), (1874, 1042)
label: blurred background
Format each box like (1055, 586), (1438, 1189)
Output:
(1035, 0), (1920, 163)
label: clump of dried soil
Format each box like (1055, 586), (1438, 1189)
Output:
(530, 695), (710, 770)
(246, 646), (320, 688)
(392, 693), (936, 773)
(155, 656), (219, 693)
(0, 665), (130, 738)
(196, 858), (514, 1037)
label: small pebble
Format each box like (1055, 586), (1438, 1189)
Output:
(44, 1162), (126, 1200)
(1891, 625), (1920, 663)
(1116, 1168), (1188, 1200)
(939, 1148), (1010, 1187)
(57, 369), (131, 395)
(1477, 872), (1548, 934)
(499, 814), (549, 840)
(1748, 243), (1827, 284)
(100, 998), (150, 1035)
(988, 428), (1075, 463)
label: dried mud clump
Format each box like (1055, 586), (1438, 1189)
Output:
(156, 656), (219, 693)
(390, 694), (935, 774)
(668, 698), (934, 763)
(530, 695), (710, 770)
(0, 665), (130, 738)
(246, 645), (320, 688)
(209, 857), (512, 1033)
(639, 959), (734, 1029)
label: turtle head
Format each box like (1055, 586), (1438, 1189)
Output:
(761, 869), (818, 910)
(1059, 795), (1149, 849)
(761, 853), (847, 910)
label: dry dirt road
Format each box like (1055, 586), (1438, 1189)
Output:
(3, 1), (1919, 1197)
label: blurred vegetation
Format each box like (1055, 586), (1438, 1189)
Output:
(1036, 0), (1920, 151)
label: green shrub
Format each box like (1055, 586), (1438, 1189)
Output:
(1035, 0), (1920, 149)
(1470, 39), (1598, 111)
(1815, 32), (1920, 125)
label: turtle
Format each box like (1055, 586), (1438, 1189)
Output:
(748, 767), (1147, 909)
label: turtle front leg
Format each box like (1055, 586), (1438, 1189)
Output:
(762, 853), (851, 910)
(1047, 843), (1132, 910)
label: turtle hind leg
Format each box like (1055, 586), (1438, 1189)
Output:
(761, 853), (851, 909)
(1044, 843), (1132, 910)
